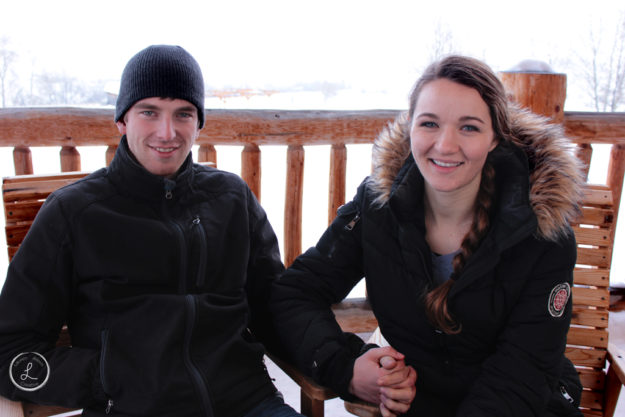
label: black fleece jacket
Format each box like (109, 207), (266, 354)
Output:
(0, 137), (284, 417)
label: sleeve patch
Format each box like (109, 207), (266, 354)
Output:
(548, 282), (571, 318)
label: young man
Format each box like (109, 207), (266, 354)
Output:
(0, 45), (302, 417)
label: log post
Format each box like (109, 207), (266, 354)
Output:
(328, 143), (347, 225)
(198, 144), (217, 167)
(607, 144), (625, 232)
(499, 68), (567, 123)
(60, 146), (81, 172)
(284, 145), (304, 266)
(13, 146), (33, 175)
(105, 145), (117, 166)
(241, 144), (261, 201)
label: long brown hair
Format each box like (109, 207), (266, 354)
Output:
(408, 56), (513, 334)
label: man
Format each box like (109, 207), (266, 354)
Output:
(0, 45), (302, 417)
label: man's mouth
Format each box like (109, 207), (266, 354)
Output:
(152, 146), (178, 153)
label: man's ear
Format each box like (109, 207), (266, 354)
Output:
(116, 120), (127, 135)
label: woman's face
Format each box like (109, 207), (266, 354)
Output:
(410, 79), (498, 195)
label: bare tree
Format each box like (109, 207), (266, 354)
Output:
(0, 36), (18, 107)
(429, 21), (458, 62)
(578, 13), (625, 112)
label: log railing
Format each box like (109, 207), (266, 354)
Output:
(1, 106), (624, 266)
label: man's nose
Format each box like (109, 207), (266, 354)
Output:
(156, 117), (176, 140)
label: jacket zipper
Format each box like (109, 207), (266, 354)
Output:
(163, 183), (213, 416)
(161, 184), (189, 294)
(184, 295), (214, 416)
(100, 330), (114, 414)
(344, 213), (361, 231)
(192, 216), (208, 287)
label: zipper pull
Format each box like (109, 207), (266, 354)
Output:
(105, 398), (114, 414)
(344, 213), (361, 231)
(164, 179), (175, 200)
(192, 216), (200, 225)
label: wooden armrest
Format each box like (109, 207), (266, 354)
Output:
(267, 353), (337, 401)
(0, 396), (23, 417)
(607, 341), (625, 385)
(604, 341), (625, 416)
(344, 398), (381, 417)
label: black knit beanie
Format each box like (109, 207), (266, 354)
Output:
(115, 45), (205, 128)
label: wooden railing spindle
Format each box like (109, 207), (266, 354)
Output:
(12, 146), (33, 175)
(576, 143), (593, 181)
(328, 143), (347, 225)
(241, 144), (261, 201)
(106, 145), (117, 166)
(60, 146), (81, 172)
(198, 144), (217, 167)
(284, 145), (305, 266)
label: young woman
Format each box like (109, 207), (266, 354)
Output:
(271, 55), (585, 416)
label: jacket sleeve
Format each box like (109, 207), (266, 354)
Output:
(244, 187), (285, 352)
(270, 181), (368, 399)
(0, 194), (105, 408)
(456, 233), (578, 416)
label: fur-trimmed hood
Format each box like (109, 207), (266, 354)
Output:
(367, 106), (585, 242)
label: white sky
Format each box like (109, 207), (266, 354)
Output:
(1, 0), (624, 110)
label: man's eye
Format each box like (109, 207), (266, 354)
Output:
(179, 112), (193, 118)
(141, 111), (154, 116)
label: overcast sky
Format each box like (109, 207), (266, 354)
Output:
(2, 0), (624, 110)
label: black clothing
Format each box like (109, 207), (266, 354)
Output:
(272, 127), (583, 416)
(0, 137), (283, 417)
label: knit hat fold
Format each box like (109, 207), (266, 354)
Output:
(115, 45), (205, 128)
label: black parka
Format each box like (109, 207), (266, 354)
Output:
(0, 137), (284, 417)
(271, 109), (585, 416)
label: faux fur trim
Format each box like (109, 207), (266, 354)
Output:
(367, 107), (585, 241)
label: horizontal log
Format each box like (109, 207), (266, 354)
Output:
(571, 306), (609, 328)
(574, 268), (610, 287)
(566, 346), (607, 368)
(2, 108), (624, 148)
(565, 112), (625, 143)
(572, 286), (610, 308)
(567, 326), (609, 348)
(573, 226), (613, 247)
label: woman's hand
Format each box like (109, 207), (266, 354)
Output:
(349, 346), (417, 416)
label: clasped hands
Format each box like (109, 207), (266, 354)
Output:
(349, 346), (417, 417)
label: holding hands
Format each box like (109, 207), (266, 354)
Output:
(349, 346), (417, 416)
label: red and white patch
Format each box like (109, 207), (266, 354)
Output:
(548, 283), (571, 318)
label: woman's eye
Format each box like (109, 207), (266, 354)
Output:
(462, 125), (479, 132)
(420, 121), (437, 128)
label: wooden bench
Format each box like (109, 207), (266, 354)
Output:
(1, 170), (624, 417)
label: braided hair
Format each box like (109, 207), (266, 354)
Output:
(406, 56), (513, 334)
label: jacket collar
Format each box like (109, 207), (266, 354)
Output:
(107, 136), (195, 203)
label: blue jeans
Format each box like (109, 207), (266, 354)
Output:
(243, 392), (304, 417)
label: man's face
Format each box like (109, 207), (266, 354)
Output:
(116, 97), (200, 178)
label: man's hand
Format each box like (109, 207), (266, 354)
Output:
(349, 346), (416, 416)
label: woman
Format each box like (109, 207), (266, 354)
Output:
(271, 55), (585, 416)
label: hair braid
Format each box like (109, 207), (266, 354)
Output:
(424, 162), (496, 334)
